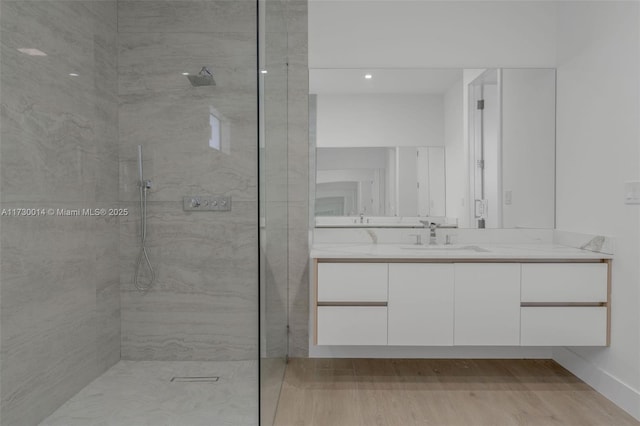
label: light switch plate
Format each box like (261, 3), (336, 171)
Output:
(624, 181), (640, 205)
(183, 195), (232, 211)
(504, 190), (512, 205)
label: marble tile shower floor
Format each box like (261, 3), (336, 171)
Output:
(40, 360), (258, 426)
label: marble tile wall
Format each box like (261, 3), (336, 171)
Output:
(117, 0), (259, 361)
(284, 0), (310, 358)
(0, 1), (120, 425)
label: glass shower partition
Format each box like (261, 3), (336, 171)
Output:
(259, 0), (289, 425)
(1, 0), (265, 424)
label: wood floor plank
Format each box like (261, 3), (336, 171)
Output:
(273, 359), (639, 426)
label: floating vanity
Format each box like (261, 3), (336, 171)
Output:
(311, 243), (612, 348)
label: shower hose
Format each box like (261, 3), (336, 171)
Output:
(133, 181), (155, 291)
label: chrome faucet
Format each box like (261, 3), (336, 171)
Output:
(419, 220), (441, 245)
(429, 222), (438, 245)
(359, 213), (364, 224)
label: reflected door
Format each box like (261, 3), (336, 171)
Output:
(469, 69), (501, 228)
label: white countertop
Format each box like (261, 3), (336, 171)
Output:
(311, 243), (613, 260)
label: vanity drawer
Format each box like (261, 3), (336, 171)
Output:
(317, 263), (388, 302)
(317, 306), (387, 345)
(521, 263), (607, 303)
(521, 307), (607, 346)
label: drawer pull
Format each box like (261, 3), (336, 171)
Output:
(521, 302), (606, 307)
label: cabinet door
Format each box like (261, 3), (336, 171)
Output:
(388, 263), (454, 345)
(454, 263), (521, 345)
(521, 307), (607, 346)
(317, 306), (388, 346)
(521, 263), (607, 303)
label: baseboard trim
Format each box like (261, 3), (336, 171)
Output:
(553, 347), (640, 421)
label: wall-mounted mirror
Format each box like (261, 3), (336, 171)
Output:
(310, 68), (556, 229)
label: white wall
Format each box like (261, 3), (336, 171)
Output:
(502, 69), (556, 229)
(316, 94), (444, 148)
(386, 148), (396, 215)
(397, 147), (418, 215)
(427, 147), (446, 217)
(444, 79), (467, 227)
(309, 1), (557, 69)
(317, 169), (377, 185)
(554, 2), (640, 420)
(317, 147), (388, 170)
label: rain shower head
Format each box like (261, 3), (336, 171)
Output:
(187, 66), (216, 87)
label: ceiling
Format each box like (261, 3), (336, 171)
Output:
(309, 68), (464, 95)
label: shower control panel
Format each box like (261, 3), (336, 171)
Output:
(182, 195), (231, 212)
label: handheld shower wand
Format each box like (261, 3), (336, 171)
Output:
(134, 145), (156, 292)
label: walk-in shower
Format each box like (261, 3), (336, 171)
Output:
(0, 0), (290, 424)
(133, 145), (155, 292)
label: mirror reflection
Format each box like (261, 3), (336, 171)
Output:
(316, 146), (445, 217)
(310, 68), (556, 229)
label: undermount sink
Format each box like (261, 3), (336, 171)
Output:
(401, 245), (490, 253)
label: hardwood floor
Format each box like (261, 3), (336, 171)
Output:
(273, 358), (639, 426)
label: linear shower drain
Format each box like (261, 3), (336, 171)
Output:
(170, 376), (220, 383)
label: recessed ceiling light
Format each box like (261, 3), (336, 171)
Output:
(17, 48), (47, 56)
(181, 72), (190, 76)
(364, 74), (373, 79)
(260, 69), (268, 74)
(68, 73), (79, 77)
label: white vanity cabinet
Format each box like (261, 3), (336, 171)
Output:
(388, 264), (454, 345)
(313, 259), (611, 348)
(520, 263), (609, 346)
(316, 263), (388, 345)
(454, 264), (521, 345)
